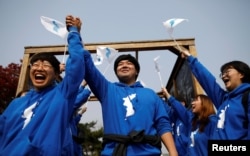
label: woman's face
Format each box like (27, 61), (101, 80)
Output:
(191, 96), (202, 114)
(220, 67), (243, 91)
(29, 60), (57, 91)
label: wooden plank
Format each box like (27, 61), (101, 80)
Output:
(24, 38), (195, 54)
(16, 54), (31, 96)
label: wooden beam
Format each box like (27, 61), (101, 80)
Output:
(24, 38), (195, 54)
(16, 54), (31, 96)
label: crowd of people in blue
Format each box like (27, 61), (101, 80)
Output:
(0, 15), (249, 156)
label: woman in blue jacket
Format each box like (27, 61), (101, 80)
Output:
(0, 16), (85, 155)
(162, 88), (217, 156)
(181, 50), (250, 140)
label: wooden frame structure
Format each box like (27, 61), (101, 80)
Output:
(16, 38), (204, 101)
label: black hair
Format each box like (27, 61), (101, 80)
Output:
(30, 52), (60, 74)
(175, 96), (188, 108)
(220, 60), (250, 83)
(114, 54), (140, 79)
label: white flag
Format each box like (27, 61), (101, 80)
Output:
(94, 46), (118, 65)
(40, 16), (68, 39)
(154, 56), (161, 72)
(94, 54), (104, 65)
(163, 18), (188, 36)
(154, 56), (164, 88)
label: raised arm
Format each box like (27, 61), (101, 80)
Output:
(180, 50), (225, 108)
(59, 15), (85, 99)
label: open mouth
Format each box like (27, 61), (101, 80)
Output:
(35, 74), (46, 80)
(223, 78), (229, 84)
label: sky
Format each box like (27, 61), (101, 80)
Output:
(1, 0), (250, 151)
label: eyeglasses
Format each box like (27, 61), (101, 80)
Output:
(30, 62), (52, 70)
(219, 70), (231, 78)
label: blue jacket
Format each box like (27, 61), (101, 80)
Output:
(70, 114), (83, 156)
(188, 115), (217, 156)
(73, 87), (91, 110)
(83, 49), (172, 155)
(169, 96), (216, 156)
(0, 26), (85, 156)
(167, 97), (190, 156)
(187, 56), (250, 140)
(71, 87), (91, 156)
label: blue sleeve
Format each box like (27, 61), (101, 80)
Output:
(187, 56), (226, 109)
(155, 97), (173, 135)
(169, 96), (192, 127)
(163, 101), (175, 123)
(83, 48), (109, 103)
(74, 87), (91, 109)
(59, 26), (85, 99)
(74, 114), (82, 124)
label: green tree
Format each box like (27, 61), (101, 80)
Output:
(0, 62), (21, 114)
(78, 121), (103, 156)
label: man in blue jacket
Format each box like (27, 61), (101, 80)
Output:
(0, 15), (85, 155)
(65, 15), (178, 156)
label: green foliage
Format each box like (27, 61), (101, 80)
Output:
(0, 63), (21, 114)
(78, 121), (103, 156)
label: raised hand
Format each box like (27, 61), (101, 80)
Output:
(180, 49), (191, 59)
(65, 15), (82, 32)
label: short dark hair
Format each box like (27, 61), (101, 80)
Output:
(220, 60), (250, 83)
(175, 96), (187, 107)
(30, 53), (60, 74)
(114, 54), (140, 79)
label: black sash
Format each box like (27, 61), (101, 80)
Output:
(103, 130), (161, 156)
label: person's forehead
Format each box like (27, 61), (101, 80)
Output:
(223, 66), (234, 71)
(33, 60), (51, 64)
(118, 60), (132, 63)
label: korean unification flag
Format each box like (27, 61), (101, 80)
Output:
(163, 18), (188, 36)
(94, 46), (118, 65)
(40, 16), (68, 39)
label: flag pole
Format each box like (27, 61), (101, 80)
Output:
(170, 34), (182, 53)
(62, 39), (67, 64)
(157, 71), (164, 88)
(154, 56), (164, 88)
